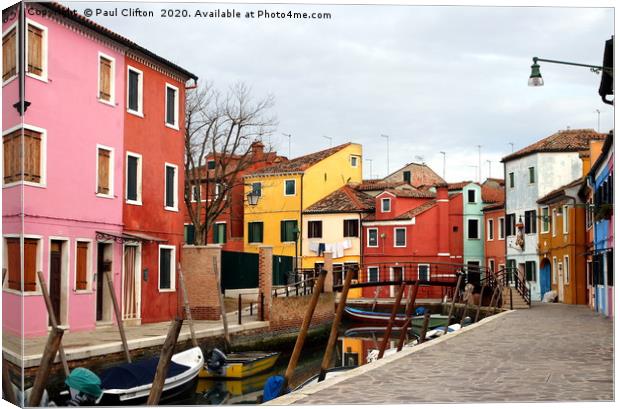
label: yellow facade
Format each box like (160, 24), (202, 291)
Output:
(243, 144), (363, 258)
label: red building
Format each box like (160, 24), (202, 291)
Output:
(361, 184), (463, 299)
(122, 53), (196, 324)
(184, 141), (286, 251)
(483, 201), (506, 274)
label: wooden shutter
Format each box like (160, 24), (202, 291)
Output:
(23, 239), (38, 291)
(76, 242), (88, 290)
(3, 28), (16, 81)
(23, 129), (41, 183)
(3, 130), (20, 184)
(6, 238), (20, 291)
(98, 149), (110, 194)
(99, 57), (112, 101)
(27, 25), (43, 76)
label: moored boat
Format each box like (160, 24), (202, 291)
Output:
(344, 306), (447, 329)
(200, 349), (280, 379)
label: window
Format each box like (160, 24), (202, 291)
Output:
(367, 228), (378, 247)
(418, 264), (430, 281)
(498, 217), (505, 239)
(506, 214), (516, 236)
(394, 227), (406, 247)
(214, 183), (224, 200)
(564, 255), (570, 284)
(350, 156), (358, 167)
(308, 221), (322, 238)
(2, 26), (17, 83)
(213, 223), (226, 244)
(96, 146), (113, 197)
(467, 189), (476, 203)
(552, 209), (557, 236)
(606, 251), (614, 287)
(165, 83), (179, 129)
(381, 198), (391, 212)
(524, 210), (537, 234)
(552, 257), (557, 284)
(525, 260), (536, 282)
(541, 207), (550, 233)
(343, 219), (359, 237)
(487, 219), (494, 240)
(248, 222), (263, 243)
(489, 259), (496, 273)
(403, 170), (411, 183)
(281, 220), (298, 242)
(528, 167), (535, 183)
(158, 245), (176, 291)
(251, 182), (262, 197)
(562, 205), (569, 234)
(368, 267), (379, 282)
(3, 127), (44, 186)
(98, 53), (114, 104)
(27, 22), (46, 80)
(164, 163), (178, 210)
(207, 160), (216, 170)
(4, 237), (39, 292)
(127, 66), (143, 116)
(126, 152), (142, 204)
(75, 241), (91, 291)
(184, 224), (196, 244)
(189, 184), (201, 202)
(467, 219), (479, 239)
(509, 172), (514, 188)
(284, 180), (296, 196)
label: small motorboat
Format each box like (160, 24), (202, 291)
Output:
(98, 346), (203, 405)
(200, 349), (280, 379)
(344, 306), (447, 329)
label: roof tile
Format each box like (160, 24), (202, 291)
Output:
(502, 129), (606, 162)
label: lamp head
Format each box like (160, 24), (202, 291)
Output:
(528, 58), (544, 87)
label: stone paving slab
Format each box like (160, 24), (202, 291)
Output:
(278, 303), (613, 404)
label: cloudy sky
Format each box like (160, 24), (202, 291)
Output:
(68, 0), (614, 182)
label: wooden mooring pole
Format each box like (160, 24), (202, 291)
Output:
(28, 327), (64, 407)
(460, 285), (473, 326)
(238, 294), (242, 325)
(213, 257), (230, 352)
(104, 271), (131, 363)
(2, 355), (17, 405)
(178, 264), (198, 348)
(146, 318), (183, 405)
(36, 271), (70, 376)
(445, 273), (464, 329)
(397, 282), (419, 352)
(474, 285), (486, 323)
(489, 286), (499, 313)
(283, 270), (327, 390)
(318, 267), (354, 382)
(378, 282), (406, 359)
(418, 310), (431, 344)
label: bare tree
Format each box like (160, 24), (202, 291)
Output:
(184, 82), (277, 245)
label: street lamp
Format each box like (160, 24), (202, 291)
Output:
(246, 190), (260, 206)
(282, 133), (292, 158)
(528, 56), (612, 87)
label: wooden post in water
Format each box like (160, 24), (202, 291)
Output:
(460, 285), (473, 326)
(445, 273), (463, 328)
(397, 282), (419, 351)
(489, 286), (498, 313)
(213, 257), (230, 352)
(29, 327), (64, 407)
(283, 270), (327, 390)
(238, 294), (242, 325)
(36, 271), (69, 376)
(2, 355), (17, 405)
(418, 310), (431, 344)
(146, 318), (183, 405)
(178, 264), (198, 348)
(474, 285), (486, 323)
(318, 268), (354, 382)
(378, 282), (406, 359)
(105, 270), (131, 363)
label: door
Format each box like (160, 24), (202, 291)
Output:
(122, 245), (140, 321)
(390, 266), (403, 297)
(49, 241), (62, 326)
(540, 259), (551, 300)
(96, 243), (105, 321)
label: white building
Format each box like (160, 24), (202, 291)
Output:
(502, 129), (606, 300)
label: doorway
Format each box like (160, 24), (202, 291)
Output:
(96, 242), (113, 322)
(466, 261), (481, 287)
(122, 244), (141, 322)
(49, 240), (68, 327)
(540, 258), (551, 299)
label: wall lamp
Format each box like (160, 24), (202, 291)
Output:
(528, 57), (613, 87)
(246, 191), (260, 206)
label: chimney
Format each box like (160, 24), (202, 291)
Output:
(436, 183), (450, 255)
(251, 141), (265, 160)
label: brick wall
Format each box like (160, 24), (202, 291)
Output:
(181, 245), (222, 320)
(269, 292), (335, 332)
(258, 246), (273, 320)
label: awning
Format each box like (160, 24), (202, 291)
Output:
(122, 231), (168, 243)
(96, 231), (141, 244)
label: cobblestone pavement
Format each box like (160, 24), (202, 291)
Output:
(294, 303), (613, 404)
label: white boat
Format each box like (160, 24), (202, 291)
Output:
(292, 366), (355, 391)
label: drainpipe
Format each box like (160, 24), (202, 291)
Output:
(299, 173), (304, 273)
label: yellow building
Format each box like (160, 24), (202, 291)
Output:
(242, 143), (363, 267)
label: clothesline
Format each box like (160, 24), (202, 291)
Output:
(308, 239), (353, 258)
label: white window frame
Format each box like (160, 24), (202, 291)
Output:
(164, 162), (179, 211)
(552, 257), (558, 284)
(381, 198), (391, 213)
(393, 227), (406, 247)
(367, 266), (379, 283)
(540, 206), (550, 233)
(562, 205), (569, 234)
(125, 151), (142, 205)
(564, 255), (570, 284)
(487, 218), (494, 241)
(367, 228), (379, 248)
(284, 179), (296, 196)
(214, 222), (227, 244)
(417, 263), (430, 281)
(25, 19), (48, 83)
(190, 184), (202, 203)
(2, 123), (47, 188)
(2, 21), (18, 86)
(73, 239), (93, 293)
(498, 217), (505, 239)
(158, 245), (176, 292)
(467, 218), (480, 240)
(95, 144), (114, 199)
(488, 259), (496, 273)
(350, 155), (359, 167)
(528, 166), (536, 184)
(2, 234), (43, 295)
(97, 52), (115, 106)
(126, 65), (144, 117)
(164, 82), (179, 130)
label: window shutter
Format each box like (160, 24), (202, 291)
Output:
(165, 166), (175, 207)
(166, 87), (176, 125)
(128, 70), (139, 111)
(99, 57), (112, 101)
(27, 25), (43, 76)
(213, 225), (219, 243)
(6, 238), (20, 291)
(258, 223), (263, 242)
(98, 149), (110, 194)
(3, 131), (20, 183)
(23, 239), (37, 291)
(24, 129), (41, 183)
(159, 249), (171, 289)
(76, 242), (88, 290)
(280, 221), (285, 242)
(2, 28), (16, 81)
(127, 156), (138, 201)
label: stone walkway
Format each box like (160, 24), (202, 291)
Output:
(278, 303), (613, 404)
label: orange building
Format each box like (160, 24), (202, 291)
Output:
(537, 179), (588, 304)
(483, 201), (506, 273)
